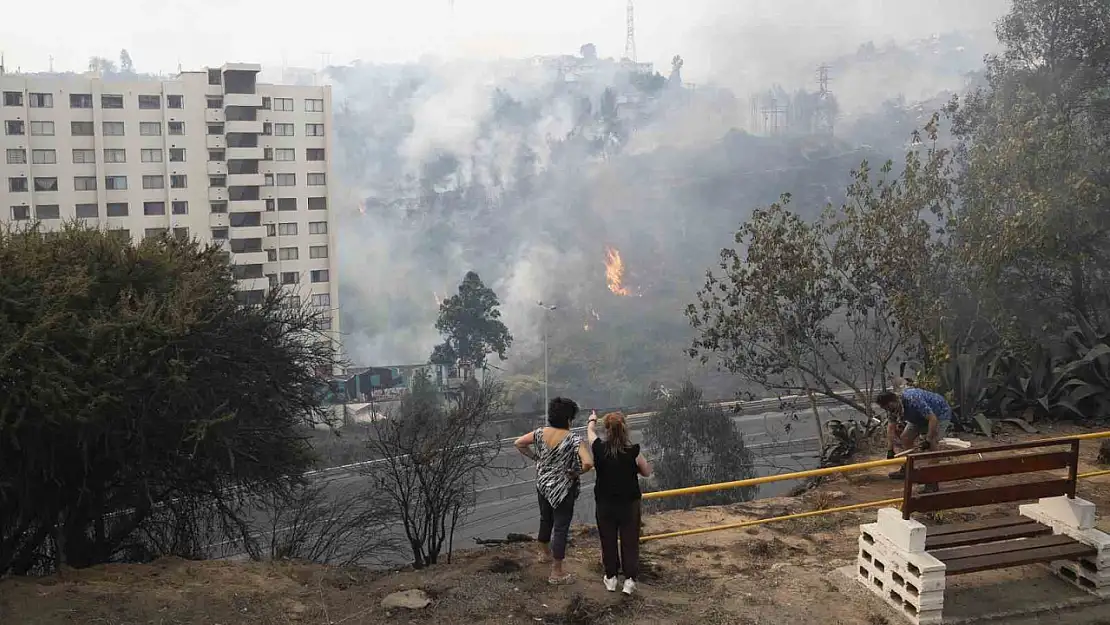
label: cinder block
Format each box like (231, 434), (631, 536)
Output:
(1020, 496), (1096, 530)
(877, 508), (928, 553)
(916, 608), (944, 625)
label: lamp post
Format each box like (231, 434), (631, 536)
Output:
(537, 301), (557, 421)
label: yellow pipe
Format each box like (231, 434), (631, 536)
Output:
(641, 498), (904, 542)
(1079, 468), (1110, 479)
(642, 429), (1110, 502)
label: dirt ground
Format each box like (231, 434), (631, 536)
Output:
(3, 423), (1110, 625)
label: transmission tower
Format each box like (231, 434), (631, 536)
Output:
(624, 0), (637, 62)
(814, 64), (835, 136)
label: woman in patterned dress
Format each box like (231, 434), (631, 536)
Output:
(514, 396), (594, 584)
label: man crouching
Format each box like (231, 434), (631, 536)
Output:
(877, 387), (954, 491)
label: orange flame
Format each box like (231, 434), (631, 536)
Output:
(604, 246), (631, 296)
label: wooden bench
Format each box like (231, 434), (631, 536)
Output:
(902, 438), (1096, 576)
(858, 438), (1109, 624)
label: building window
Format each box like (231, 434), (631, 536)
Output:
(275, 173), (295, 186)
(306, 123), (325, 137)
(74, 176), (97, 191)
(170, 175), (187, 189)
(142, 175), (164, 190)
(75, 203), (98, 218)
(207, 123), (224, 135)
(144, 201), (166, 216)
(318, 316), (333, 330)
(307, 196), (327, 210)
(139, 122), (162, 136)
(230, 238), (263, 253)
(169, 148), (186, 162)
(264, 174), (274, 186)
(102, 121), (125, 136)
(72, 149), (95, 163)
(275, 148), (295, 161)
(173, 227), (189, 239)
(267, 250), (278, 262)
(309, 245), (328, 259)
(6, 148), (26, 164)
(71, 121), (94, 136)
(212, 227), (229, 240)
(168, 121), (185, 135)
(274, 123), (294, 136)
(167, 94), (184, 109)
(29, 93), (53, 108)
(144, 227), (167, 239)
(171, 201), (188, 215)
(105, 176), (128, 190)
(262, 123), (272, 136)
(209, 175), (226, 188)
(70, 93), (93, 108)
(106, 202), (129, 217)
(35, 204), (61, 220)
(306, 148), (325, 161)
(34, 177), (58, 192)
(279, 247), (299, 260)
(261, 97), (272, 110)
(310, 293), (331, 307)
(30, 121), (54, 136)
(310, 269), (329, 283)
(5, 120), (25, 135)
(210, 201), (228, 214)
(304, 98), (324, 112)
(265, 199), (275, 212)
(101, 94), (124, 109)
(308, 221), (328, 235)
(229, 212), (261, 227)
(307, 173), (326, 186)
(233, 264), (264, 280)
(31, 149), (56, 164)
(206, 97), (223, 109)
(284, 295), (301, 308)
(107, 229), (131, 243)
(274, 97), (294, 111)
(208, 149), (225, 161)
(278, 197), (297, 211)
(265, 223), (276, 237)
(138, 95), (161, 109)
(104, 148), (126, 163)
(140, 148), (162, 163)
(278, 222), (298, 236)
(10, 205), (30, 220)
(9, 177), (28, 192)
(281, 271), (299, 285)
(3, 92), (23, 106)
(208, 69), (222, 85)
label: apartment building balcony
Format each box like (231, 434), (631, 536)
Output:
(227, 173), (265, 187)
(206, 134), (226, 149)
(205, 109), (225, 123)
(208, 186), (229, 201)
(207, 161), (228, 176)
(228, 199), (266, 212)
(225, 120), (263, 134)
(233, 250), (269, 265)
(231, 225), (267, 240)
(226, 146), (264, 160)
(209, 212), (230, 228)
(224, 93), (263, 108)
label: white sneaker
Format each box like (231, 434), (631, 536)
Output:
(603, 576), (618, 592)
(622, 578), (636, 595)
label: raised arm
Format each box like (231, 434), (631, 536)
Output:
(587, 410), (599, 444)
(515, 430), (538, 461)
(635, 454), (653, 477)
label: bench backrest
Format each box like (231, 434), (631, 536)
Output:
(901, 438), (1080, 519)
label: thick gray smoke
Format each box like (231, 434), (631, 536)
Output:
(326, 1), (1008, 387)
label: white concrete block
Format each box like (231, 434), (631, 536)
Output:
(1021, 496), (1096, 530)
(916, 608), (944, 625)
(877, 507), (928, 553)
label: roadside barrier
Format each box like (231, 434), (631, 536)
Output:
(639, 430), (1110, 543)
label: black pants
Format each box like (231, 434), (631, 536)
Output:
(538, 486), (578, 560)
(596, 498), (641, 580)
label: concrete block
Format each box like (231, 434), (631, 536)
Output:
(877, 507), (928, 553)
(1020, 496), (1096, 530)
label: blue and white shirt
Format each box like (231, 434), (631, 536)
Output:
(901, 388), (953, 426)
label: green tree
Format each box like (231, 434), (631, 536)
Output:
(642, 382), (757, 510)
(949, 0), (1110, 345)
(430, 271), (513, 368)
(686, 128), (954, 416)
(0, 225), (336, 575)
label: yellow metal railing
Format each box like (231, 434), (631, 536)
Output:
(639, 430), (1110, 543)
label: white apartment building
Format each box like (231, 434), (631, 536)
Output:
(0, 63), (339, 342)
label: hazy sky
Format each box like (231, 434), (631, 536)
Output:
(2, 1), (1009, 82)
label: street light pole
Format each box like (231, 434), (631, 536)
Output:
(537, 301), (557, 422)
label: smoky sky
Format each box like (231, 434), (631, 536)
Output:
(329, 0), (1009, 368)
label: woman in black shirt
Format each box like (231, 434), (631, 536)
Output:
(587, 410), (653, 596)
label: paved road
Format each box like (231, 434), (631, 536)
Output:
(213, 401), (868, 564)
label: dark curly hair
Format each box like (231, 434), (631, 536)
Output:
(547, 397), (579, 429)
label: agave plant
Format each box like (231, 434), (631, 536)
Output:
(940, 348), (999, 436)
